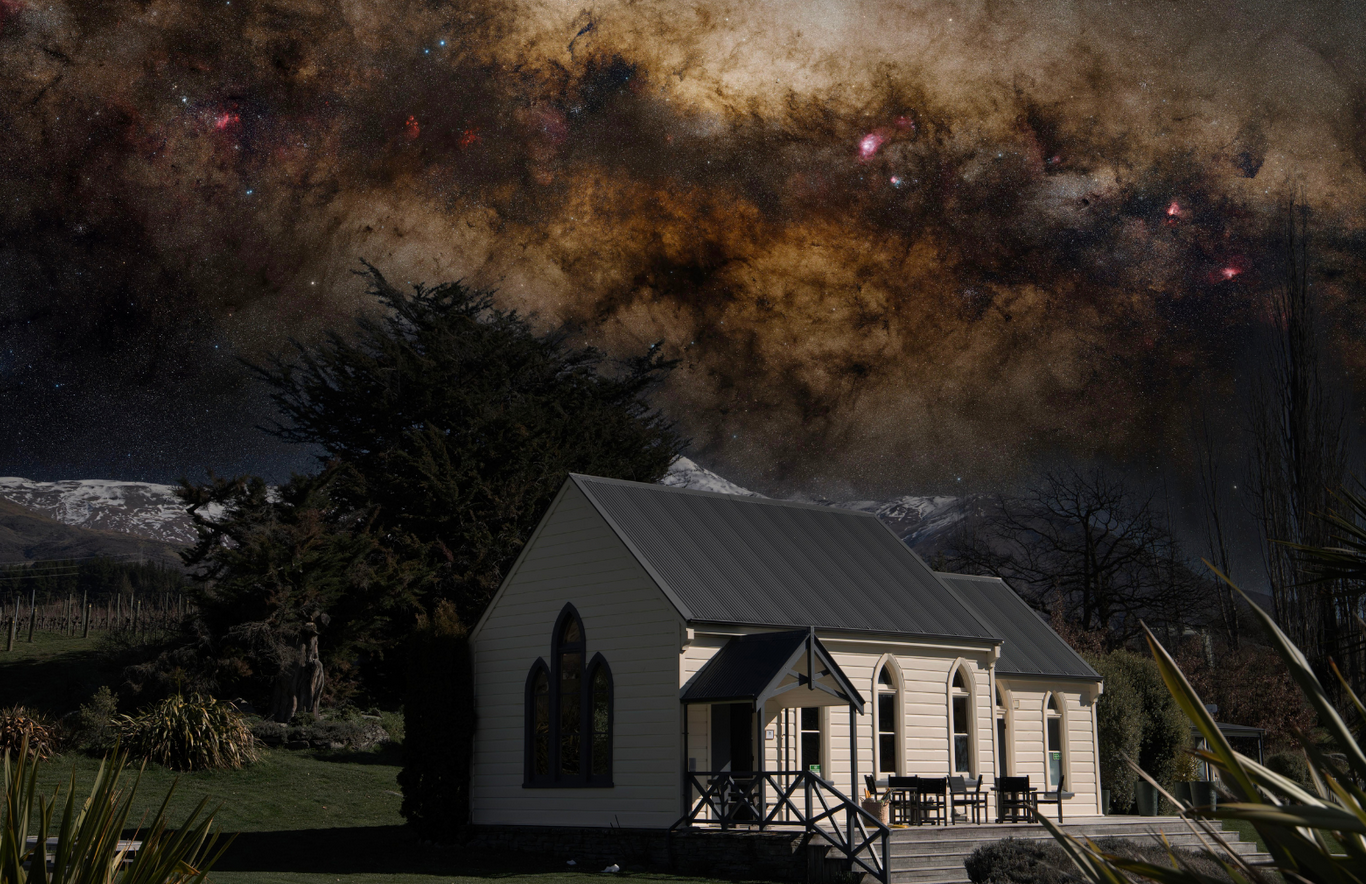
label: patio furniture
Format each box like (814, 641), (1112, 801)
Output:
(887, 775), (920, 825)
(1036, 775), (1074, 822)
(949, 775), (987, 824)
(993, 775), (1037, 823)
(917, 777), (948, 825)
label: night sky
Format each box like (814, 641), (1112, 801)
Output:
(2, 0), (1365, 497)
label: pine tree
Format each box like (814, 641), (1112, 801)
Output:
(256, 261), (683, 626)
(177, 262), (683, 711)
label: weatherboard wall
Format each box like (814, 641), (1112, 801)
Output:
(471, 481), (686, 828)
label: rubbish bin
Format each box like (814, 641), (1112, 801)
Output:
(1190, 780), (1217, 810)
(1135, 780), (1160, 816)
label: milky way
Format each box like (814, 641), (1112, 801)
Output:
(2, 0), (1365, 494)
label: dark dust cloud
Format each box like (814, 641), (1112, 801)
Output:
(2, 0), (1366, 493)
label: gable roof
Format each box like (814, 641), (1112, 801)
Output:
(934, 572), (1101, 680)
(569, 474), (999, 642)
(681, 629), (864, 711)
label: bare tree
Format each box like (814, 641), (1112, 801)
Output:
(1244, 200), (1352, 682)
(1192, 411), (1240, 649)
(948, 465), (1196, 641)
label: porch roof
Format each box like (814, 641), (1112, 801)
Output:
(570, 474), (999, 642)
(681, 628), (865, 712)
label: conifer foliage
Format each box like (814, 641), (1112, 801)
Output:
(177, 262), (682, 713)
(257, 261), (683, 627)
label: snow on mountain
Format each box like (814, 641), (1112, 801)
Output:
(661, 457), (764, 497)
(662, 457), (973, 552)
(0, 459), (973, 556)
(0, 478), (197, 545)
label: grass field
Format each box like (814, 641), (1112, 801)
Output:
(2, 633), (739, 884)
(21, 747), (738, 884)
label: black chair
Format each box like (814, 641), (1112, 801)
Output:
(993, 775), (1037, 823)
(865, 774), (879, 798)
(887, 775), (920, 825)
(1036, 775), (1074, 822)
(917, 777), (948, 825)
(949, 775), (988, 824)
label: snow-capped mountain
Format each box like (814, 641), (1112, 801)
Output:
(0, 459), (974, 557)
(0, 478), (196, 545)
(661, 457), (974, 552)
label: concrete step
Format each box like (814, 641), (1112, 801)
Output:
(876, 818), (1271, 884)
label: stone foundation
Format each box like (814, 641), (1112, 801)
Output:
(468, 825), (848, 882)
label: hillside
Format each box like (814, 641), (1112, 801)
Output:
(0, 498), (183, 566)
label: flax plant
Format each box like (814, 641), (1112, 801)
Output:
(114, 696), (257, 773)
(0, 737), (231, 884)
(1040, 566), (1366, 884)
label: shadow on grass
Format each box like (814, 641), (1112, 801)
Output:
(309, 744), (404, 767)
(216, 827), (563, 877)
(0, 648), (108, 714)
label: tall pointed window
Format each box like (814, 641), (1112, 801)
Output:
(526, 663), (551, 782)
(876, 664), (900, 774)
(557, 613), (584, 775)
(1045, 693), (1065, 788)
(524, 604), (614, 787)
(950, 667), (973, 774)
(587, 655), (613, 783)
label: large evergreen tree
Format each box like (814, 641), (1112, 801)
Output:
(258, 261), (682, 625)
(178, 262), (683, 709)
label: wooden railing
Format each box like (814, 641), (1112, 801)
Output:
(673, 770), (890, 884)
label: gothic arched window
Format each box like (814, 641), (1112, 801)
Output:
(524, 604), (614, 787)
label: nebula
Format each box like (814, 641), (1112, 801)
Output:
(1, 0), (1364, 493)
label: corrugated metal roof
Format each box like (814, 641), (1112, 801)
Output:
(934, 573), (1101, 680)
(570, 475), (999, 640)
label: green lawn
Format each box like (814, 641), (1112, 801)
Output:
(21, 747), (736, 884)
(3, 636), (741, 884)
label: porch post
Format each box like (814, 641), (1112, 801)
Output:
(849, 701), (858, 848)
(755, 701), (766, 823)
(682, 701), (690, 820)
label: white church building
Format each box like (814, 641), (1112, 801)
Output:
(469, 474), (1103, 829)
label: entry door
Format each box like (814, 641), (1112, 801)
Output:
(710, 703), (754, 772)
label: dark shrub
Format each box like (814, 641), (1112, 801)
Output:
(966, 838), (1080, 884)
(398, 601), (474, 841)
(65, 685), (119, 752)
(1266, 750), (1310, 787)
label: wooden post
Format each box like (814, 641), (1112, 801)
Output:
(5, 615), (13, 652)
(81, 590), (90, 638)
(64, 595), (72, 636)
(116, 593), (122, 630)
(27, 590), (36, 642)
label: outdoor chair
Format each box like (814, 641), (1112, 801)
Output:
(1036, 775), (1074, 822)
(887, 775), (920, 825)
(865, 774), (879, 799)
(993, 775), (1037, 823)
(917, 777), (948, 826)
(949, 775), (987, 824)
